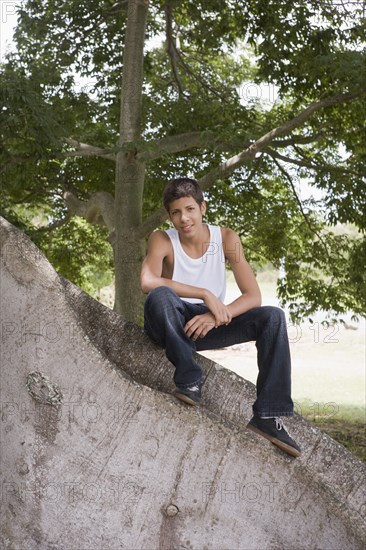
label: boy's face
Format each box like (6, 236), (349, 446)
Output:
(168, 196), (206, 236)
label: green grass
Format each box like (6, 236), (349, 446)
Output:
(297, 401), (366, 463)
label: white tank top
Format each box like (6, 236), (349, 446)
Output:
(165, 224), (226, 304)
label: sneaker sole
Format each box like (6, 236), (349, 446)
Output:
(174, 391), (200, 406)
(246, 423), (301, 458)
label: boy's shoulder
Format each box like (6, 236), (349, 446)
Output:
(146, 230), (172, 258)
(148, 229), (170, 242)
(219, 226), (239, 240)
(147, 229), (170, 247)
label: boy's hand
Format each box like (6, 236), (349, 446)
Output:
(184, 313), (216, 340)
(203, 291), (232, 327)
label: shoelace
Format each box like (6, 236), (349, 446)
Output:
(275, 418), (290, 435)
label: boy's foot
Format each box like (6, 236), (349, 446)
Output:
(246, 416), (301, 458)
(174, 381), (202, 406)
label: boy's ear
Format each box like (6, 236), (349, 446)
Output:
(201, 201), (206, 215)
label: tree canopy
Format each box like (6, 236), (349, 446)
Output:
(1, 0), (365, 323)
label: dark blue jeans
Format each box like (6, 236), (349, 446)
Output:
(144, 286), (293, 418)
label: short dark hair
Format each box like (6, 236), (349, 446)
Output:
(163, 177), (204, 211)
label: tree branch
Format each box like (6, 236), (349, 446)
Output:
(64, 138), (116, 161)
(65, 133), (207, 163)
(271, 157), (334, 263)
(253, 92), (362, 148)
(136, 90), (363, 238)
(198, 91), (363, 191)
(270, 134), (323, 147)
(266, 147), (362, 178)
(165, 2), (185, 96)
(174, 48), (230, 102)
(102, 0), (129, 16)
(163, 3), (227, 101)
(136, 131), (214, 161)
(63, 191), (116, 233)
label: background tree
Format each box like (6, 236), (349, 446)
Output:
(1, 0), (365, 323)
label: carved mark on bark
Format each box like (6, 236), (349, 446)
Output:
(26, 371), (63, 406)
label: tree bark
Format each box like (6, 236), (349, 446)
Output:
(114, 0), (149, 322)
(2, 214), (365, 550)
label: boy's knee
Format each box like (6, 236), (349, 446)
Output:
(145, 286), (180, 312)
(260, 306), (286, 325)
(146, 286), (177, 301)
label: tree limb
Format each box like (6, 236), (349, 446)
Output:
(63, 191), (116, 233)
(64, 138), (116, 161)
(271, 156), (334, 263)
(136, 131), (213, 161)
(165, 2), (185, 96)
(270, 134), (323, 147)
(164, 2), (227, 101)
(198, 91), (363, 191)
(174, 47), (230, 102)
(136, 90), (363, 238)
(266, 147), (362, 178)
(102, 0), (129, 16)
(251, 91), (362, 149)
(65, 131), (232, 163)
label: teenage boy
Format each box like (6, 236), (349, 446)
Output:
(140, 177), (301, 458)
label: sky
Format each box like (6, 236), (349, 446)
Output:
(0, 0), (20, 62)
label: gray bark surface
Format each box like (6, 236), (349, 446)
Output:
(1, 216), (365, 549)
(114, 0), (148, 321)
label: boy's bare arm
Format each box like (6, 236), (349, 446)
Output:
(223, 228), (262, 317)
(140, 231), (231, 326)
(140, 231), (207, 299)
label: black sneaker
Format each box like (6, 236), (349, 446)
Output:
(246, 416), (301, 458)
(174, 381), (202, 406)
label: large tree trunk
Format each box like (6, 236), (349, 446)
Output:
(114, 0), (149, 322)
(1, 215), (366, 549)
